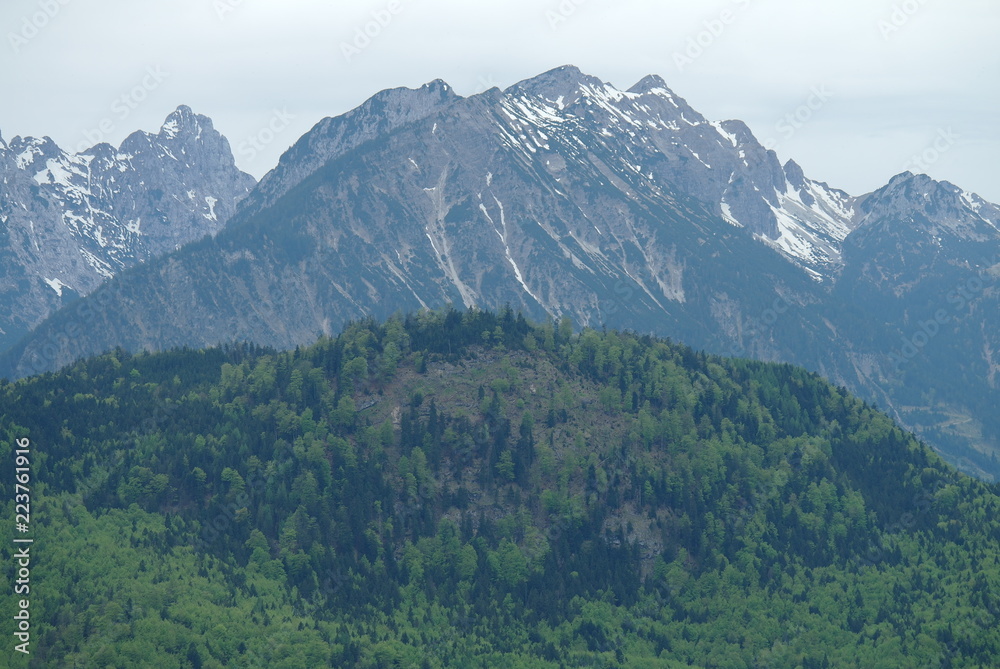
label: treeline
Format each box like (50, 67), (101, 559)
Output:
(1, 306), (999, 667)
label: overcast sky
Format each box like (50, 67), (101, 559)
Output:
(2, 0), (997, 201)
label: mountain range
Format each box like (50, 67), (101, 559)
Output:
(0, 105), (255, 349)
(1, 65), (997, 479)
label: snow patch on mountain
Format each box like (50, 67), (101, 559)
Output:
(204, 196), (218, 221)
(43, 278), (70, 296)
(756, 171), (857, 276)
(720, 200), (741, 227)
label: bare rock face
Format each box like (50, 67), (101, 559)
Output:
(0, 106), (255, 348)
(238, 79), (459, 219)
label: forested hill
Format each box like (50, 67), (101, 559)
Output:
(2, 308), (999, 667)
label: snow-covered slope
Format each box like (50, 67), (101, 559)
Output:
(763, 161), (857, 279)
(491, 66), (859, 280)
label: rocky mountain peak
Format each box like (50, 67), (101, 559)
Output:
(862, 172), (957, 219)
(783, 159), (807, 189)
(420, 79), (454, 95)
(714, 119), (760, 149)
(6, 135), (61, 172)
(850, 171), (1000, 252)
(159, 104), (207, 139)
(883, 170), (917, 189)
(120, 106), (224, 156)
(627, 73), (672, 95)
(371, 79), (460, 111)
(504, 64), (610, 106)
(79, 141), (117, 160)
(629, 75), (706, 127)
(237, 81), (461, 218)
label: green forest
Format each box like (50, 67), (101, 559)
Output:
(1, 307), (999, 667)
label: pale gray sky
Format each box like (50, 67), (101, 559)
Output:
(2, 0), (998, 201)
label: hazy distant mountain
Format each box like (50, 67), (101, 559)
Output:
(0, 105), (255, 349)
(2, 67), (997, 479)
(831, 172), (1000, 477)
